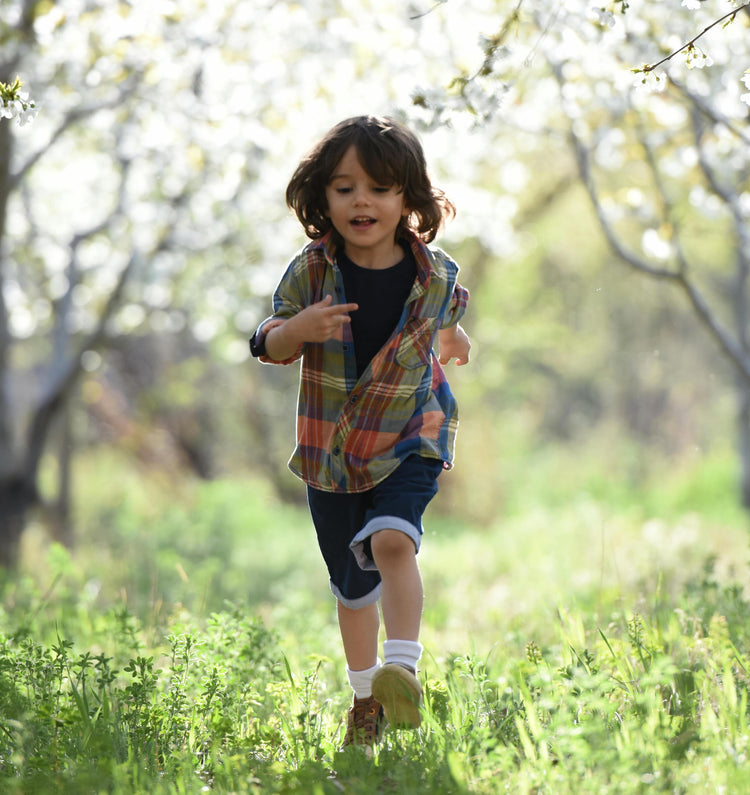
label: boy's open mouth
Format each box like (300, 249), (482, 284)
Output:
(351, 216), (376, 227)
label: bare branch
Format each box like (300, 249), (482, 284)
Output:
(691, 114), (742, 209)
(52, 157), (132, 359)
(23, 250), (139, 480)
(409, 0), (447, 20)
(675, 271), (750, 383)
(23, 172), (188, 480)
(632, 114), (692, 276)
(572, 122), (750, 383)
(691, 107), (750, 353)
(568, 125), (677, 280)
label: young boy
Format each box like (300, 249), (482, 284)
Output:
(250, 116), (470, 746)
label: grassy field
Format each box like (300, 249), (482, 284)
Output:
(1, 448), (749, 793)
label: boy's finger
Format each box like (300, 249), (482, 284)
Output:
(329, 302), (358, 314)
(331, 313), (352, 325)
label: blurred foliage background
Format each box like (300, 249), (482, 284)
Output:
(1, 0), (749, 573)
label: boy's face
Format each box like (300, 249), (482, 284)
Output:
(325, 146), (409, 269)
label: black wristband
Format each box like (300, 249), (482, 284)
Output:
(249, 329), (267, 358)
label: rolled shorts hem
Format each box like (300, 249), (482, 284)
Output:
(330, 580), (382, 609)
(349, 515), (422, 571)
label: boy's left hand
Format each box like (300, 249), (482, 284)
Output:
(438, 324), (471, 366)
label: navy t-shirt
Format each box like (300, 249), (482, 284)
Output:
(337, 245), (417, 378)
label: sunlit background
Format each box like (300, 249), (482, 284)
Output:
(3, 3), (750, 788)
(2, 0), (749, 592)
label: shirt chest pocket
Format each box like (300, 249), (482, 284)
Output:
(395, 317), (435, 370)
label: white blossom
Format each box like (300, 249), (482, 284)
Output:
(742, 70), (750, 105)
(0, 99), (39, 125)
(681, 0), (702, 8)
(685, 45), (713, 70)
(0, 79), (38, 125)
(590, 8), (616, 28)
(633, 70), (666, 95)
(16, 103), (39, 125)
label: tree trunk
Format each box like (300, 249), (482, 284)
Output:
(0, 113), (14, 456)
(0, 474), (37, 568)
(50, 398), (74, 547)
(0, 104), (21, 568)
(737, 381), (750, 510)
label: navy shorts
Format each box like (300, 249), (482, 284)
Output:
(306, 455), (444, 609)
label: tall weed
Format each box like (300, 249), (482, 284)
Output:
(3, 451), (749, 792)
(1, 572), (749, 793)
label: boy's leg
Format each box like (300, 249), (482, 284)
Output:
(337, 600), (380, 671)
(370, 529), (423, 642)
(370, 529), (425, 728)
(306, 486), (386, 746)
(338, 600), (386, 747)
(347, 456), (442, 648)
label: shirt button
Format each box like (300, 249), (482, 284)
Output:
(350, 395), (358, 404)
(332, 446), (341, 456)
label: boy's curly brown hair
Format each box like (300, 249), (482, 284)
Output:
(286, 116), (455, 244)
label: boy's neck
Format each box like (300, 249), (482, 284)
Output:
(343, 241), (405, 270)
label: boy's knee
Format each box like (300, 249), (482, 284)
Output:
(370, 528), (416, 564)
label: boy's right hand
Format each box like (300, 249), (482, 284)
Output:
(264, 295), (357, 360)
(291, 294), (358, 343)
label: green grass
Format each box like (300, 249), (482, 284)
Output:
(2, 447), (750, 792)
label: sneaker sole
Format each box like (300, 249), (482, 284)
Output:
(371, 666), (422, 728)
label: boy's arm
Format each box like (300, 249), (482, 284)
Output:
(263, 295), (358, 362)
(438, 323), (471, 366)
(437, 272), (470, 366)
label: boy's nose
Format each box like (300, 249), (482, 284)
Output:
(352, 188), (370, 205)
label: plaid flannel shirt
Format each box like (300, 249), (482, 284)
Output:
(253, 230), (469, 493)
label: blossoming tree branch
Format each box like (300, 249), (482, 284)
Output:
(0, 76), (37, 125)
(635, 0), (750, 104)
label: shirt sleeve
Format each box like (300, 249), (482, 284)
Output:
(426, 247), (469, 330)
(249, 255), (310, 365)
(439, 281), (469, 330)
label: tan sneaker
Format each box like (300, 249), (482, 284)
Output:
(341, 695), (386, 748)
(371, 664), (423, 729)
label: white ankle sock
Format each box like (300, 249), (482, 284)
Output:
(383, 639), (423, 672)
(346, 659), (382, 699)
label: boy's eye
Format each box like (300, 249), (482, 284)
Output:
(331, 184), (394, 195)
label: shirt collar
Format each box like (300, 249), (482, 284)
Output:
(312, 229), (432, 299)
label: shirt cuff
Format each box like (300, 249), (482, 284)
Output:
(249, 317), (291, 361)
(249, 328), (267, 358)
